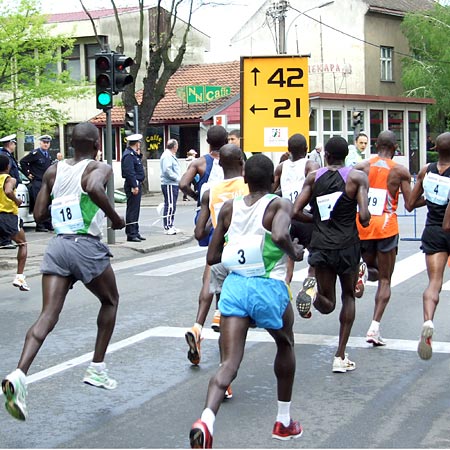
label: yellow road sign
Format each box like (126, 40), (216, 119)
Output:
(241, 55), (309, 153)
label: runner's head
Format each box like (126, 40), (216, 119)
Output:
(219, 144), (244, 174)
(0, 154), (10, 174)
(288, 133), (308, 160)
(325, 136), (348, 165)
(207, 125), (228, 152)
(435, 132), (450, 158)
(376, 130), (397, 158)
(244, 154), (273, 192)
(71, 122), (100, 159)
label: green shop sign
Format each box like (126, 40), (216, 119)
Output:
(176, 85), (231, 104)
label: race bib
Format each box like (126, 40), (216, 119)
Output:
(316, 192), (342, 221)
(423, 172), (450, 206)
(221, 234), (265, 277)
(51, 194), (84, 234)
(367, 187), (386, 216)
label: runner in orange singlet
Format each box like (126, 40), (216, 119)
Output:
(355, 130), (414, 346)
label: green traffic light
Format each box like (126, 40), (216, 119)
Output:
(97, 92), (112, 106)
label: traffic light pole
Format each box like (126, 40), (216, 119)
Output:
(105, 108), (116, 245)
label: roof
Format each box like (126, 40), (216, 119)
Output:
(364, 0), (436, 16)
(91, 60), (241, 126)
(309, 92), (436, 105)
(45, 7), (140, 24)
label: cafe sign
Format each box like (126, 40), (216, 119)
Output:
(176, 85), (231, 104)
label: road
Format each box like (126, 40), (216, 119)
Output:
(1, 204), (450, 448)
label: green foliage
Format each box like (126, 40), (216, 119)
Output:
(401, 4), (450, 132)
(0, 0), (89, 132)
(426, 151), (439, 163)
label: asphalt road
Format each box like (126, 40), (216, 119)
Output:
(1, 203), (450, 448)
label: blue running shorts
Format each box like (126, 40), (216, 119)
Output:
(218, 272), (291, 330)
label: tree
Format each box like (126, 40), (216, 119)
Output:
(82, 0), (197, 191)
(0, 0), (88, 135)
(401, 4), (450, 132)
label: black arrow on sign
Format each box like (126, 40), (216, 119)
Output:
(251, 67), (260, 86)
(250, 104), (268, 114)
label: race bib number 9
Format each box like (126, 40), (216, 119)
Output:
(51, 194), (84, 234)
(423, 172), (450, 206)
(367, 187), (386, 216)
(221, 234), (265, 277)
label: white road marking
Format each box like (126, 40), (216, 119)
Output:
(137, 257), (206, 277)
(25, 326), (450, 385)
(112, 245), (205, 272)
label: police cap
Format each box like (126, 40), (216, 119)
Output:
(38, 134), (52, 142)
(0, 134), (17, 144)
(126, 134), (143, 143)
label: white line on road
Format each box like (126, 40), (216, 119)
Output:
(136, 257), (206, 276)
(111, 245), (205, 272)
(26, 326), (450, 385)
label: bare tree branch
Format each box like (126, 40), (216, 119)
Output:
(79, 0), (104, 48)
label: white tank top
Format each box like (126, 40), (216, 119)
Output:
(280, 158), (307, 203)
(223, 194), (287, 280)
(51, 159), (105, 237)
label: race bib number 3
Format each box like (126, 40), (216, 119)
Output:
(51, 194), (84, 234)
(221, 234), (265, 277)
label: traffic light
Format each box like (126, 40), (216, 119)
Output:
(352, 111), (362, 128)
(113, 54), (134, 94)
(95, 52), (114, 110)
(124, 108), (137, 135)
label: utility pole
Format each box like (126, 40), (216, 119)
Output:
(266, 0), (289, 54)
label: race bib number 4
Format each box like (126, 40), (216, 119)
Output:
(221, 234), (265, 277)
(51, 194), (84, 234)
(423, 172), (450, 206)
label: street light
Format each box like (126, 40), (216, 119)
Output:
(286, 1), (334, 53)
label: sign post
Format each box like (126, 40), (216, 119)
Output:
(241, 55), (309, 153)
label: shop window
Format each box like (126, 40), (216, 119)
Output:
(62, 44), (81, 81)
(408, 111), (420, 175)
(322, 109), (342, 145)
(370, 110), (383, 154)
(388, 111), (404, 156)
(309, 108), (317, 151)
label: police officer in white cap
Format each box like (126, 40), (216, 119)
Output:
(20, 134), (53, 231)
(121, 134), (145, 242)
(0, 134), (20, 249)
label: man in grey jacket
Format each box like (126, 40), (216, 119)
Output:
(160, 139), (181, 234)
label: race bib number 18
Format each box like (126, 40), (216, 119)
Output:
(51, 194), (84, 234)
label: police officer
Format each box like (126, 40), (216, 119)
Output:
(20, 134), (53, 232)
(121, 134), (145, 242)
(0, 134), (20, 249)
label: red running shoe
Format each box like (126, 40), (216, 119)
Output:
(272, 419), (303, 440)
(190, 419), (213, 448)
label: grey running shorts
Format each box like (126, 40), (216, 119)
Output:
(41, 234), (113, 284)
(209, 262), (229, 294)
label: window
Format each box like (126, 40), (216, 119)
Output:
(370, 110), (383, 154)
(380, 46), (393, 82)
(62, 45), (81, 81)
(388, 111), (404, 155)
(408, 111), (421, 175)
(322, 109), (342, 144)
(347, 110), (365, 144)
(85, 44), (102, 82)
(309, 108), (318, 151)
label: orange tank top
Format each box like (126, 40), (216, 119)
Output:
(209, 177), (249, 228)
(357, 156), (399, 240)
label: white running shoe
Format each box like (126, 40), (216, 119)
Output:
(83, 365), (117, 390)
(366, 329), (387, 347)
(332, 354), (356, 373)
(418, 321), (434, 360)
(355, 262), (368, 298)
(2, 368), (28, 420)
(13, 275), (30, 292)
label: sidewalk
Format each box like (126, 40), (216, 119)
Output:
(0, 192), (195, 281)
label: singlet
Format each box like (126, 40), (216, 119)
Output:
(357, 156), (399, 240)
(310, 166), (359, 249)
(50, 159), (105, 237)
(196, 154), (224, 207)
(0, 174), (18, 214)
(423, 162), (450, 227)
(222, 194), (287, 280)
(280, 158), (307, 203)
(209, 176), (249, 228)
